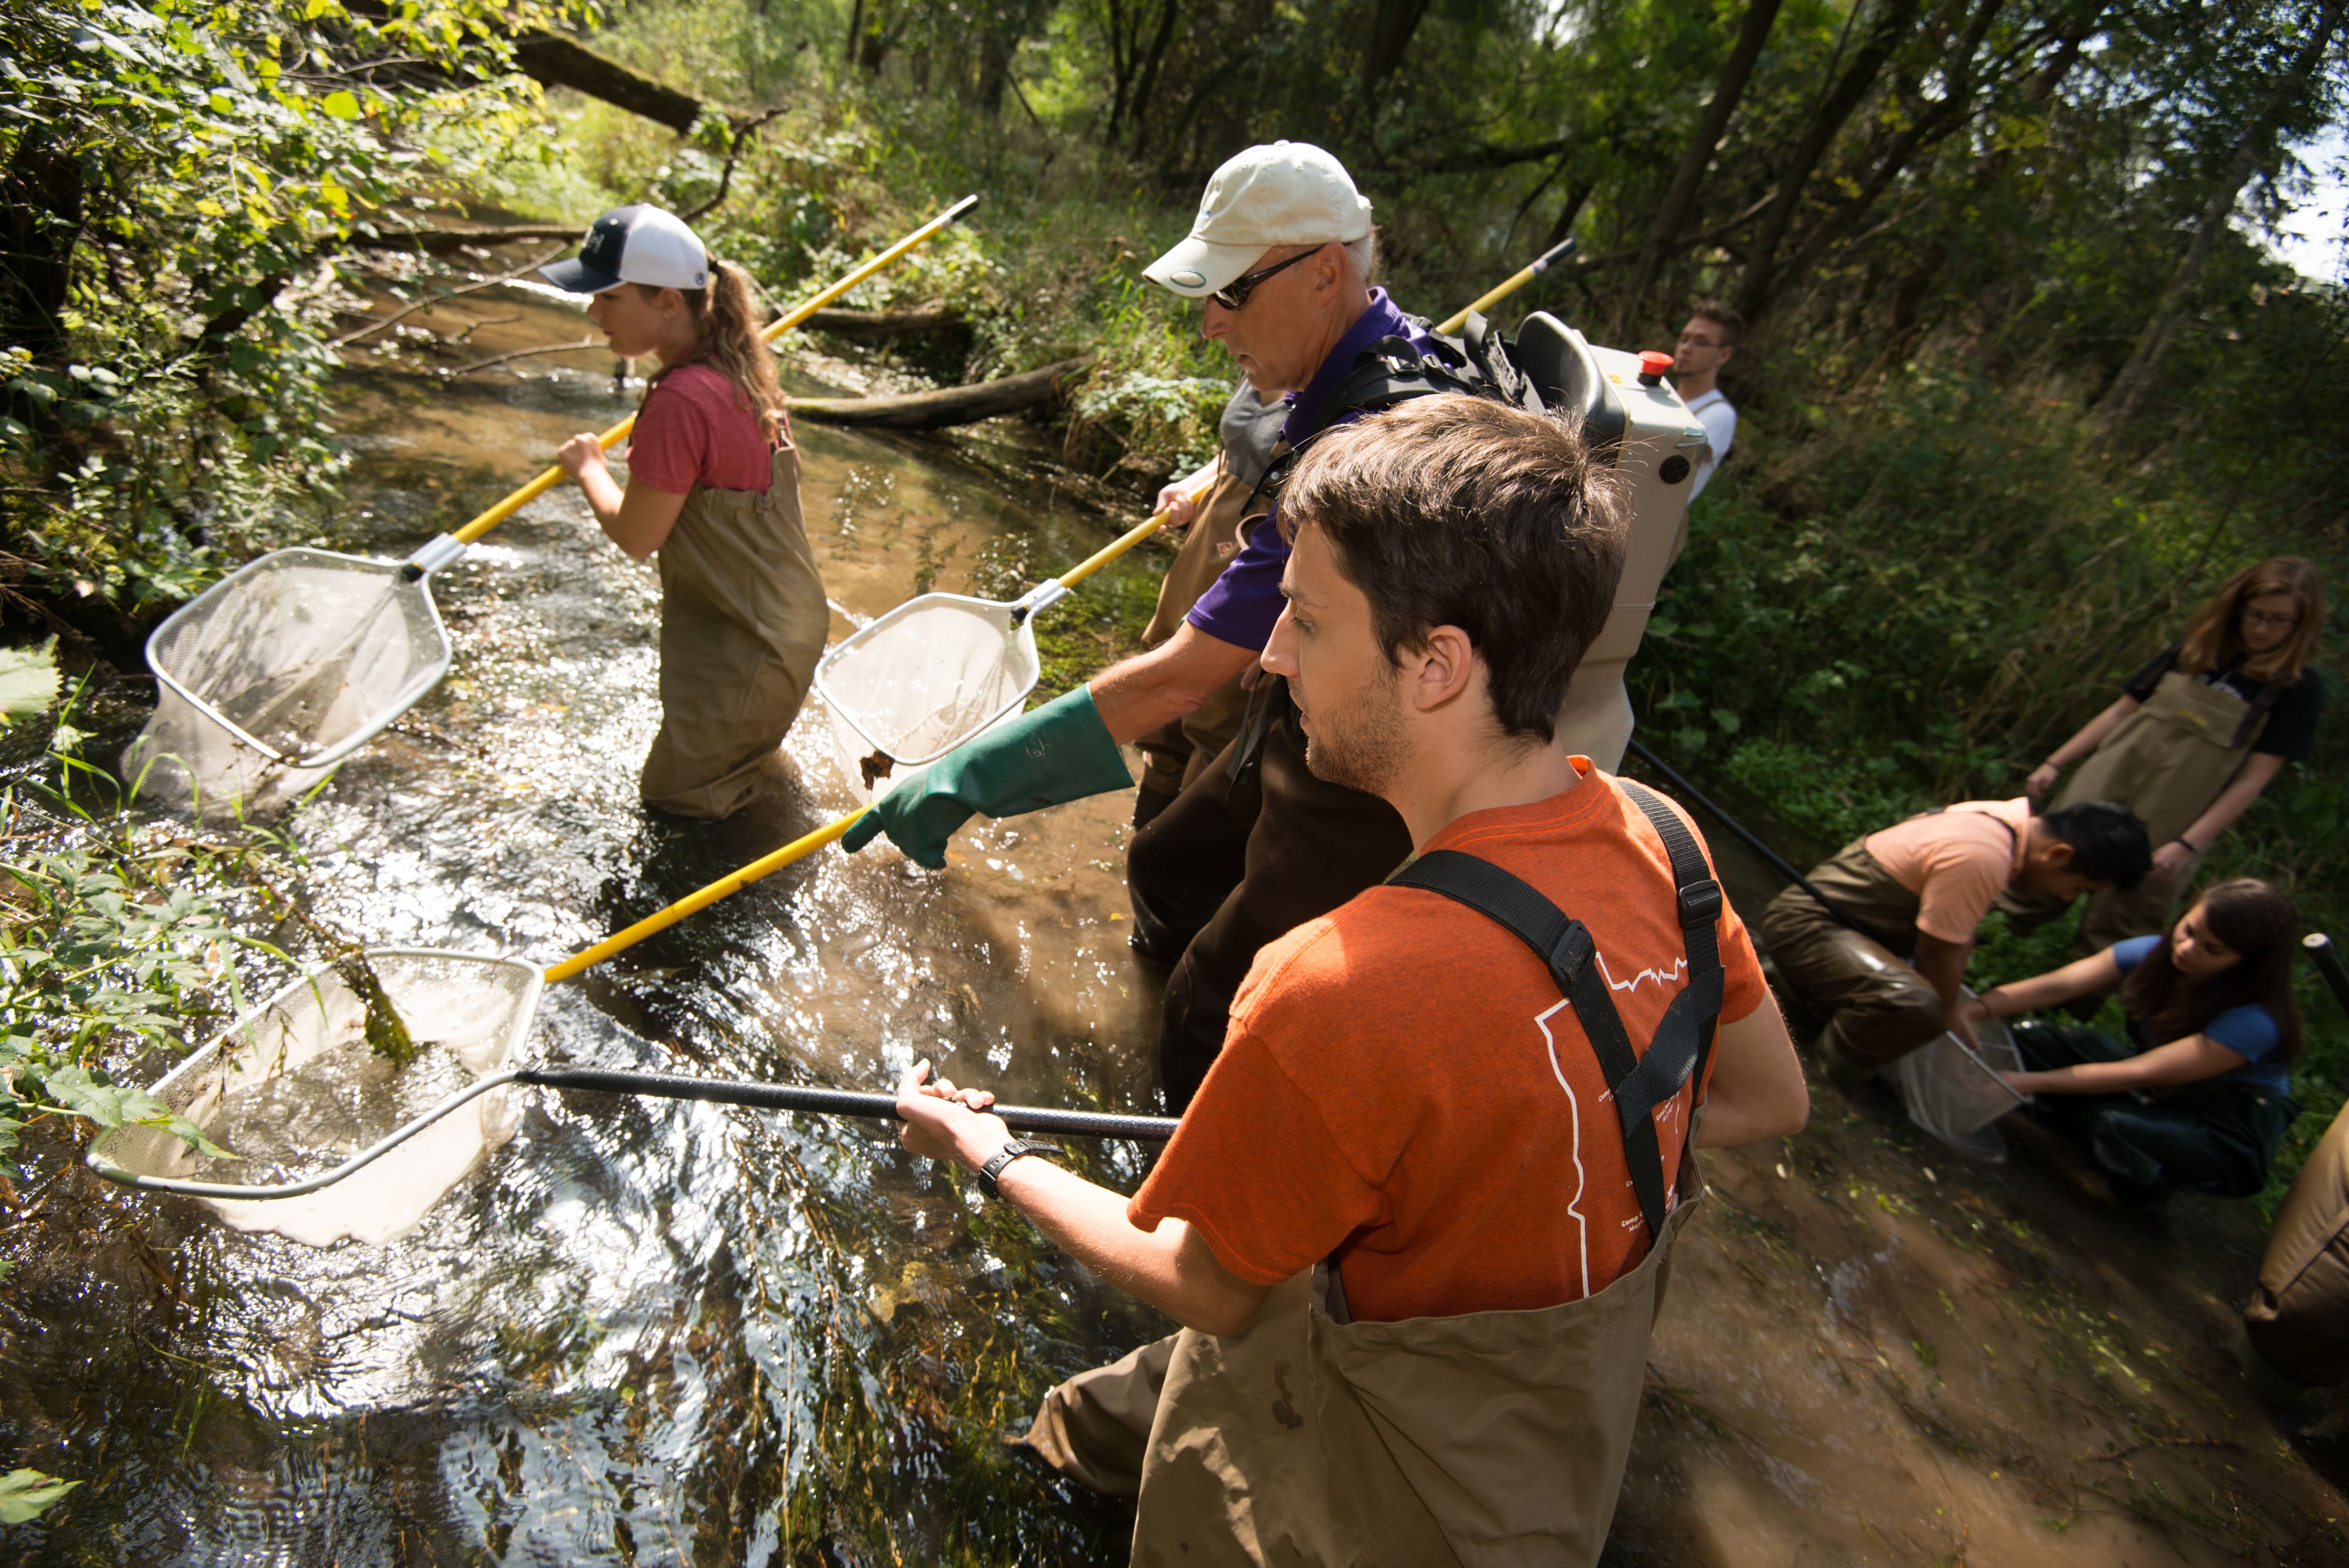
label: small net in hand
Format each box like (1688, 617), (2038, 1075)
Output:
(816, 595), (1041, 800)
(1889, 995), (2028, 1162)
(90, 950), (542, 1246)
(124, 549), (452, 815)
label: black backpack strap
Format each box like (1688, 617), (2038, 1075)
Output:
(1618, 780), (1727, 1121)
(1388, 827), (1721, 1239)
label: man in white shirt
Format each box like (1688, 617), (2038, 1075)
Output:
(1674, 301), (1741, 500)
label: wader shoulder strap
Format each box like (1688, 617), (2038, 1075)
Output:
(2232, 678), (2287, 752)
(1386, 791), (1725, 1239)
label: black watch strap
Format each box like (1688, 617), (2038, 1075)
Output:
(977, 1138), (1062, 1199)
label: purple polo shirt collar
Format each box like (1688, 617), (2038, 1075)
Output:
(1278, 288), (1416, 447)
(1184, 288), (1435, 653)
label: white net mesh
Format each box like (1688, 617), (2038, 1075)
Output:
(815, 595), (1041, 799)
(90, 950), (541, 1246)
(1889, 994), (2027, 1161)
(125, 549), (452, 812)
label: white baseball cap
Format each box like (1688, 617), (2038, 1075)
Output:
(540, 204), (711, 294)
(1144, 142), (1374, 300)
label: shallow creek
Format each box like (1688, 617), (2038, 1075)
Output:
(3, 286), (2346, 1566)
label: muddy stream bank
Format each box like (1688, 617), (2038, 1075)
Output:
(1, 281), (2345, 1566)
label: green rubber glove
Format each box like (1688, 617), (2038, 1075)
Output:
(842, 685), (1133, 869)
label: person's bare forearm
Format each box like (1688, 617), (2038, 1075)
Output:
(2008, 1035), (2242, 1096)
(994, 1159), (1263, 1334)
(1692, 1004), (1808, 1148)
(1087, 624), (1261, 744)
(576, 460), (626, 531)
(1978, 951), (2121, 1018)
(1911, 934), (1973, 1037)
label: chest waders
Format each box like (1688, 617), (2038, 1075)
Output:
(2243, 1098), (2349, 1389)
(2047, 665), (2280, 953)
(640, 448), (830, 819)
(1133, 460), (1278, 806)
(1755, 809), (2018, 1074)
(1039, 785), (1724, 1567)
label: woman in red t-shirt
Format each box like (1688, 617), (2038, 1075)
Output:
(548, 204), (829, 817)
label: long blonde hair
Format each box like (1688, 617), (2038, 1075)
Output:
(641, 258), (790, 445)
(2178, 556), (2325, 685)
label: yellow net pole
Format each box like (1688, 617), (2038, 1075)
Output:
(1433, 236), (1577, 338)
(542, 809), (867, 982)
(452, 194), (981, 549)
(538, 240), (1574, 985)
(1052, 471), (1221, 590)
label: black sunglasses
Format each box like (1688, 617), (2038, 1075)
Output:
(1209, 244), (1327, 311)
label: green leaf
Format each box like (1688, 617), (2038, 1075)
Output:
(0, 1468), (80, 1525)
(37, 1065), (130, 1126)
(320, 89), (362, 120)
(0, 641), (60, 724)
(143, 1109), (232, 1161)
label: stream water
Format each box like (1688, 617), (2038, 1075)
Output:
(3, 285), (2347, 1566)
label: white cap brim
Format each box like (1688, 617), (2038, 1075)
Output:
(1143, 234), (1269, 299)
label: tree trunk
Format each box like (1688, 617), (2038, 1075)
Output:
(788, 356), (1094, 429)
(1619, 0), (1785, 335)
(1361, 0), (1435, 102)
(1768, 0), (2007, 301)
(0, 128), (85, 362)
(512, 34), (708, 133)
(1735, 0), (1924, 319)
(1129, 0), (1181, 158)
(2096, 0), (2346, 426)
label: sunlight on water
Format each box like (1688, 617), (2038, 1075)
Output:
(40, 301), (1166, 1563)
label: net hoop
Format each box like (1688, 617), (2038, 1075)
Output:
(85, 947), (543, 1203)
(813, 592), (1042, 796)
(144, 546), (454, 770)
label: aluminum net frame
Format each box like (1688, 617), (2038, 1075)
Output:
(1889, 992), (2028, 1162)
(815, 592), (1044, 799)
(124, 543), (459, 814)
(88, 948), (543, 1244)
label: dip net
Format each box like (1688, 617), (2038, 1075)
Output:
(1889, 995), (2028, 1162)
(816, 594), (1042, 799)
(88, 950), (541, 1246)
(123, 549), (453, 815)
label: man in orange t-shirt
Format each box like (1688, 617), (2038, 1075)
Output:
(895, 396), (1808, 1564)
(1759, 798), (2151, 1087)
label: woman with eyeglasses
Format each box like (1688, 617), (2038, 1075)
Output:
(1964, 878), (2301, 1205)
(2017, 557), (2324, 954)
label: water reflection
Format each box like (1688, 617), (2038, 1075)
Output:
(15, 315), (1162, 1562)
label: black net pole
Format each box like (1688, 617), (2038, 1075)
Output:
(519, 1066), (1179, 1142)
(1623, 735), (1872, 932)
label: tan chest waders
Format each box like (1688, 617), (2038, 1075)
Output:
(1135, 460), (1278, 799)
(2243, 1099), (2349, 1388)
(641, 447), (830, 818)
(1756, 809), (2017, 1072)
(2051, 667), (2278, 951)
(1036, 784), (1724, 1567)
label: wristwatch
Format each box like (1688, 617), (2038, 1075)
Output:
(977, 1138), (1062, 1199)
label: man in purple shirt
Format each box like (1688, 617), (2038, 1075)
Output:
(846, 142), (1453, 1108)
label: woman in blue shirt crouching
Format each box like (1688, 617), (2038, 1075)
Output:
(1961, 878), (2301, 1204)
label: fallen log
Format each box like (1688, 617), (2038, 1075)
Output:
(789, 356), (1094, 430)
(513, 33), (708, 134)
(802, 306), (967, 338)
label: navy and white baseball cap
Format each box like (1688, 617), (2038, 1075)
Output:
(540, 205), (711, 294)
